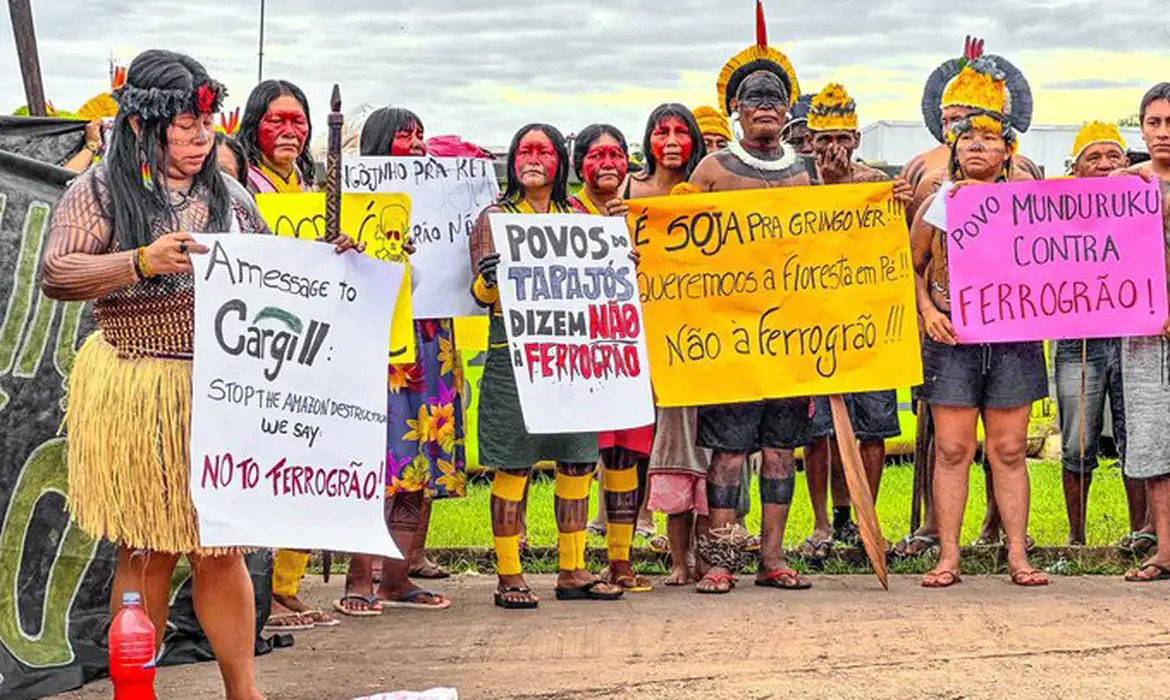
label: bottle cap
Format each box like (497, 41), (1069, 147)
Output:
(122, 592), (141, 606)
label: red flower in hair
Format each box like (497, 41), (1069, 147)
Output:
(195, 84), (217, 114)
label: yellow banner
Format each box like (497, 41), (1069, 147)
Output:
(255, 192), (416, 364)
(628, 182), (922, 407)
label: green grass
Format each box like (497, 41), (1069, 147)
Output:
(424, 459), (1134, 549)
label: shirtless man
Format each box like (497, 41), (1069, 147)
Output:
(1116, 83), (1170, 583)
(799, 83), (905, 561)
(688, 4), (814, 593)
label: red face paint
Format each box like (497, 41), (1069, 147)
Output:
(649, 115), (693, 169)
(582, 134), (628, 190)
(257, 95), (309, 166)
(514, 129), (559, 186)
(390, 123), (426, 156)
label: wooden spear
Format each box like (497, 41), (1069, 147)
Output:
(829, 395), (889, 589)
(8, 0), (47, 116)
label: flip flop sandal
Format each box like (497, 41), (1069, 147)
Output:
(1009, 569), (1049, 587)
(332, 594), (384, 617)
(1120, 532), (1159, 555)
(494, 586), (539, 609)
(304, 609), (341, 627)
(263, 612), (316, 631)
(744, 535), (762, 552)
(890, 534), (939, 559)
(635, 525), (657, 539)
(408, 563), (451, 580)
(555, 581), (625, 601)
(381, 589), (452, 610)
(921, 570), (962, 589)
(586, 523), (607, 536)
(798, 537), (834, 562)
(696, 572), (736, 595)
(649, 535), (671, 553)
(1124, 563), (1170, 582)
(755, 568), (812, 590)
(610, 573), (654, 593)
(834, 522), (862, 547)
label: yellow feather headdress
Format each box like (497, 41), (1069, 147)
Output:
(1071, 121), (1126, 161)
(692, 105), (732, 141)
(808, 83), (857, 132)
(716, 0), (800, 116)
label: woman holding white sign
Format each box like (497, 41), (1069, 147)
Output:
(471, 123), (624, 608)
(337, 108), (461, 615)
(909, 58), (1048, 589)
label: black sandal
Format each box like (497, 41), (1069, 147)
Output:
(554, 580), (624, 601)
(494, 585), (539, 609)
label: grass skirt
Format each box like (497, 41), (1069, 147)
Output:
(65, 332), (239, 555)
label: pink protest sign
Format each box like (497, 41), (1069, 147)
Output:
(946, 176), (1167, 342)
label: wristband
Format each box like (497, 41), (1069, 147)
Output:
(136, 247), (155, 279)
(472, 275), (499, 305)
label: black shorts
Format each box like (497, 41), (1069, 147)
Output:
(808, 391), (901, 442)
(920, 337), (1048, 409)
(698, 398), (810, 453)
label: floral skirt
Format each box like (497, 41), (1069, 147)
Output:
(385, 319), (467, 499)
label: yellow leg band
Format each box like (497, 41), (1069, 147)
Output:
(575, 530), (588, 570)
(555, 472), (593, 501)
(491, 470), (527, 502)
(473, 275), (500, 305)
(558, 532), (578, 571)
(272, 549), (310, 597)
(603, 466), (639, 493)
(607, 522), (634, 562)
(495, 535), (523, 576)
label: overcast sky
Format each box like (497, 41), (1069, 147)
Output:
(1, 0), (1167, 148)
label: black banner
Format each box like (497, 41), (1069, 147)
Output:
(0, 118), (274, 700)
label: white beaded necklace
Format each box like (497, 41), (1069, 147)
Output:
(727, 137), (797, 172)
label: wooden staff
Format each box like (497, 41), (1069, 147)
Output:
(829, 395), (889, 589)
(910, 399), (933, 533)
(8, 0), (47, 116)
(324, 84), (342, 243)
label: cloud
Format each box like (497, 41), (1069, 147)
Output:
(0, 0), (1166, 147)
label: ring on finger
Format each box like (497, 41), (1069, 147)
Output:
(178, 241), (189, 254)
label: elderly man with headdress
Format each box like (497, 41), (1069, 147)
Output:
(893, 37), (1041, 560)
(470, 123), (623, 608)
(796, 83), (903, 562)
(678, 0), (816, 594)
(909, 54), (1049, 589)
(39, 49), (357, 699)
(1055, 123), (1139, 550)
(1114, 83), (1170, 582)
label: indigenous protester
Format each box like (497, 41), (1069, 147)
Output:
(588, 104), (707, 546)
(62, 120), (105, 174)
(910, 55), (1048, 588)
(214, 133), (248, 187)
(693, 106), (732, 153)
(799, 83), (904, 562)
(893, 37), (1039, 560)
(238, 79), (314, 195)
(38, 49), (348, 700)
(471, 123), (623, 608)
(570, 124), (653, 593)
(336, 108), (461, 616)
(1117, 83), (1170, 582)
(684, 1), (813, 594)
(238, 78), (337, 631)
(1057, 122), (1134, 547)
(779, 93), (813, 156)
(905, 37), (1041, 223)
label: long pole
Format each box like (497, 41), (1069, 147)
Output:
(8, 0), (47, 116)
(257, 0), (266, 83)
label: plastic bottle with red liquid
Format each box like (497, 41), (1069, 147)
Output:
(108, 591), (157, 700)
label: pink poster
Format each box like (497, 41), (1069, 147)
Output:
(946, 177), (1167, 342)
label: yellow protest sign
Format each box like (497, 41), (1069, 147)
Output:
(628, 182), (922, 407)
(255, 192), (416, 364)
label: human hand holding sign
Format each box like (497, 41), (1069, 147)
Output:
(892, 176), (913, 208)
(330, 232), (365, 255)
(143, 232), (209, 275)
(478, 252), (501, 287)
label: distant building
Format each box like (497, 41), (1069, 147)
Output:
(857, 120), (1146, 176)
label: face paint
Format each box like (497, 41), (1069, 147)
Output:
(582, 133), (628, 191)
(166, 112), (215, 179)
(514, 129), (558, 188)
(257, 94), (309, 166)
(649, 115), (693, 170)
(734, 71), (788, 138)
(391, 122), (426, 157)
(955, 126), (1008, 179)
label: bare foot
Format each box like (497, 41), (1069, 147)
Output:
(273, 593), (337, 626)
(663, 565), (691, 586)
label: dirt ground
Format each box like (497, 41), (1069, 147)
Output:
(55, 574), (1170, 700)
